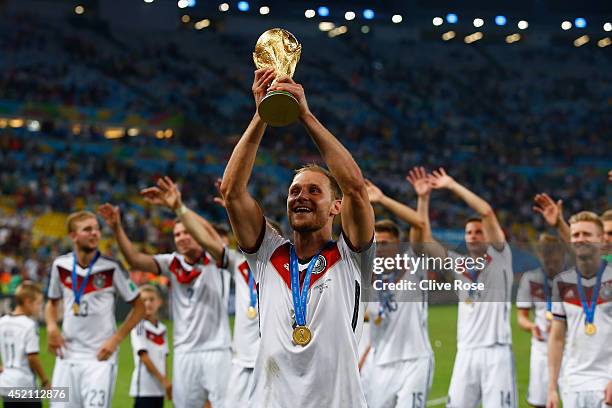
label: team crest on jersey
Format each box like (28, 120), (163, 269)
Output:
(312, 255), (327, 275)
(93, 273), (107, 289)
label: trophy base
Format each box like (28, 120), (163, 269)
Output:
(258, 91), (300, 127)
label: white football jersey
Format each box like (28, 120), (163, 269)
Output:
(0, 314), (39, 392)
(244, 225), (375, 408)
(449, 245), (513, 350)
(129, 319), (168, 397)
(367, 256), (432, 365)
(47, 252), (140, 361)
(516, 268), (554, 350)
(153, 252), (231, 353)
(552, 263), (612, 392)
(222, 248), (260, 368)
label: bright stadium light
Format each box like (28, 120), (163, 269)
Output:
(259, 6), (269, 15)
(442, 31), (455, 41)
(317, 6), (329, 17)
(473, 18), (484, 28)
(518, 20), (528, 30)
(318, 22), (335, 31)
(195, 19), (210, 29)
(74, 5), (85, 14)
(361, 25), (370, 34)
(446, 13), (458, 24)
(219, 3), (229, 11)
(345, 11), (355, 21)
(27, 120), (40, 132)
(505, 33), (521, 43)
(392, 15), (402, 24)
(561, 21), (572, 30)
(495, 16), (507, 26)
(187, 0), (196, 6)
(237, 1), (249, 12)
(464, 32), (483, 44)
(363, 9), (375, 20)
(604, 22), (612, 32)
(598, 37), (611, 47)
(574, 18), (586, 28)
(574, 35), (589, 47)
(433, 17), (443, 26)
(144, 0), (154, 3)
(181, 14), (190, 23)
(177, 0), (188, 9)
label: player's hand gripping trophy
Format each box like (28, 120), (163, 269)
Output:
(253, 28), (302, 126)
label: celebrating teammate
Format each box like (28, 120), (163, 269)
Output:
(98, 199), (231, 408)
(412, 167), (517, 408)
(219, 69), (375, 407)
(45, 211), (144, 408)
(516, 233), (566, 408)
(359, 175), (433, 407)
(547, 211), (612, 408)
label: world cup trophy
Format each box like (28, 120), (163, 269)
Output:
(253, 28), (302, 127)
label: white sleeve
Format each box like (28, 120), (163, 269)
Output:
(47, 261), (62, 299)
(337, 232), (376, 281)
(242, 224), (287, 282)
(153, 253), (174, 277)
(516, 272), (534, 309)
(551, 275), (566, 319)
(113, 264), (140, 302)
(24, 323), (40, 354)
(131, 322), (149, 354)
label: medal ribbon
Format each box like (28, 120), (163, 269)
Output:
(542, 271), (552, 315)
(72, 251), (100, 307)
(289, 245), (324, 327)
(575, 261), (606, 326)
(248, 268), (257, 309)
(467, 265), (479, 300)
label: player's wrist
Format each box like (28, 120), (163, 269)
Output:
(174, 203), (187, 216)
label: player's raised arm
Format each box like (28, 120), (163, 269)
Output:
(429, 167), (505, 250)
(365, 179), (425, 230)
(533, 193), (570, 243)
(98, 204), (158, 273)
(140, 176), (224, 262)
(220, 68), (275, 251)
(273, 77), (374, 249)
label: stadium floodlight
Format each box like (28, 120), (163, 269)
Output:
(345, 11), (355, 21)
(442, 31), (455, 41)
(317, 6), (330, 17)
(433, 17), (443, 26)
(363, 9), (375, 20)
(518, 20), (528, 30)
(446, 13), (458, 24)
(187, 0), (196, 6)
(195, 19), (211, 29)
(237, 1), (249, 12)
(392, 15), (402, 24)
(177, 0), (188, 9)
(605, 23), (612, 32)
(473, 18), (484, 28)
(573, 35), (589, 47)
(495, 15), (507, 26)
(74, 5), (85, 14)
(598, 37), (611, 47)
(219, 3), (229, 11)
(181, 14), (190, 23)
(318, 22), (335, 31)
(561, 21), (572, 30)
(260, 6), (269, 15)
(361, 25), (370, 34)
(574, 18), (586, 28)
(144, 0), (154, 3)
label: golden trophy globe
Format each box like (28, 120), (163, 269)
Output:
(253, 28), (302, 127)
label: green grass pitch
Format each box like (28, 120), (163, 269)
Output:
(37, 305), (533, 407)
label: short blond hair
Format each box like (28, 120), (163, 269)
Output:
(569, 211), (604, 232)
(601, 209), (612, 222)
(66, 211), (97, 233)
(537, 233), (562, 244)
(15, 281), (43, 306)
(294, 164), (342, 200)
(139, 284), (161, 299)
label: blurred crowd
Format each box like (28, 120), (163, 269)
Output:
(0, 11), (610, 289)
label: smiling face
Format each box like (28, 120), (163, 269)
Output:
(70, 216), (101, 253)
(570, 220), (603, 259)
(465, 220), (487, 255)
(173, 221), (203, 256)
(287, 170), (341, 233)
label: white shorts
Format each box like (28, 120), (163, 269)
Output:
(173, 349), (231, 408)
(225, 363), (254, 407)
(50, 359), (116, 408)
(446, 345), (517, 408)
(527, 343), (549, 406)
(362, 354), (434, 408)
(561, 390), (612, 408)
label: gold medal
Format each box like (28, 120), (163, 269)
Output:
(465, 297), (473, 305)
(247, 306), (257, 320)
(585, 323), (597, 336)
(374, 315), (383, 326)
(546, 311), (553, 321)
(72, 303), (80, 316)
(292, 326), (312, 346)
